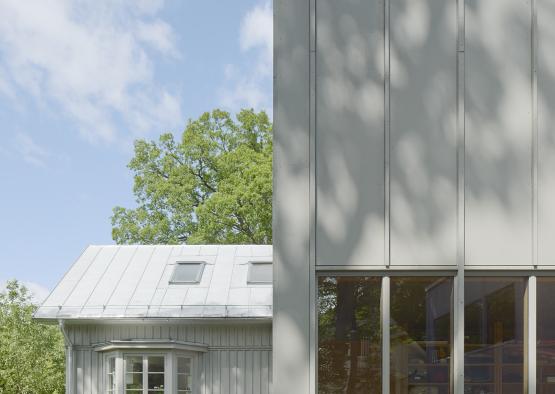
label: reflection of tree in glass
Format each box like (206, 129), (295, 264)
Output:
(318, 276), (381, 394)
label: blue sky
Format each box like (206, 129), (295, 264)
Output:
(0, 0), (272, 301)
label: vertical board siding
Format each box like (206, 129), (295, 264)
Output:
(315, 0), (386, 266)
(465, 0), (533, 266)
(67, 324), (272, 394)
(390, 0), (458, 266)
(538, 0), (555, 265)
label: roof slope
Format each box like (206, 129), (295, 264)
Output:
(35, 245), (272, 320)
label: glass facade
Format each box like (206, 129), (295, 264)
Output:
(317, 275), (555, 394)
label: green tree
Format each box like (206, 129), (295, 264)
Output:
(112, 109), (272, 244)
(0, 280), (65, 393)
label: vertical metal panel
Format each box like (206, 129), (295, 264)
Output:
(237, 351), (245, 394)
(274, 0), (311, 394)
(537, 0), (555, 266)
(390, 0), (458, 266)
(465, 0), (533, 266)
(76, 351), (83, 394)
(315, 0), (385, 267)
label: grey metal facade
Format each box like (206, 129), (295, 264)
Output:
(273, 0), (555, 392)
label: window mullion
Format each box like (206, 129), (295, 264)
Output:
(143, 356), (148, 394)
(526, 275), (537, 394)
(453, 270), (464, 394)
(381, 276), (390, 394)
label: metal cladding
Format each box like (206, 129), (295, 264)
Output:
(35, 245), (273, 320)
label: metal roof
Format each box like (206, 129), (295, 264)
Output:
(35, 245), (273, 320)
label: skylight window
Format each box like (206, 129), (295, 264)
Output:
(170, 262), (205, 284)
(247, 262), (272, 284)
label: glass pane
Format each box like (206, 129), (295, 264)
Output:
(178, 357), (191, 374)
(126, 356), (143, 373)
(537, 278), (555, 394)
(318, 276), (382, 393)
(390, 277), (452, 394)
(248, 263), (272, 283)
(148, 356), (164, 373)
(171, 263), (204, 283)
(148, 373), (164, 390)
(178, 374), (193, 390)
(125, 373), (143, 390)
(464, 277), (525, 394)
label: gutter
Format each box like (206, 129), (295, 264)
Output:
(59, 320), (74, 394)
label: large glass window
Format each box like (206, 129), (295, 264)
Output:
(537, 278), (555, 394)
(464, 277), (525, 394)
(390, 277), (453, 394)
(318, 276), (382, 393)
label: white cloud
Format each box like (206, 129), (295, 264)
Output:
(0, 0), (183, 144)
(1, 279), (51, 304)
(240, 1), (272, 74)
(220, 1), (273, 114)
(14, 133), (51, 167)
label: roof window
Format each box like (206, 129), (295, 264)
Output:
(170, 262), (205, 284)
(247, 262), (272, 284)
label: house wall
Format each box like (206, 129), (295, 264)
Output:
(66, 322), (272, 394)
(274, 0), (555, 392)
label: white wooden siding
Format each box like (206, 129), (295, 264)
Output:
(66, 323), (272, 394)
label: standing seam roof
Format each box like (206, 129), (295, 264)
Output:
(34, 245), (273, 320)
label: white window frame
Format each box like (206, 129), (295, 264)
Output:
(103, 350), (196, 394)
(174, 353), (195, 394)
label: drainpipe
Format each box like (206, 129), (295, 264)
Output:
(59, 320), (73, 394)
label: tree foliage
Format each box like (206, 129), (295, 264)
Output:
(112, 109), (272, 245)
(0, 280), (65, 393)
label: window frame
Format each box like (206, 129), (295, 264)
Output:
(169, 261), (206, 284)
(174, 353), (194, 394)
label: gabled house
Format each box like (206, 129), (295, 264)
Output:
(35, 244), (273, 394)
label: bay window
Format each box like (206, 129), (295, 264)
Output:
(104, 351), (194, 394)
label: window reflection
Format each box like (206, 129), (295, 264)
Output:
(464, 277), (525, 394)
(390, 277), (453, 394)
(318, 276), (382, 393)
(537, 278), (555, 394)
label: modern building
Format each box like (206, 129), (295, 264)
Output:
(274, 0), (555, 393)
(35, 245), (273, 394)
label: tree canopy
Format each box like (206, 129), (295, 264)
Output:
(0, 280), (65, 393)
(112, 109), (272, 245)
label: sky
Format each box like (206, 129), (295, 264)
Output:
(0, 0), (273, 302)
